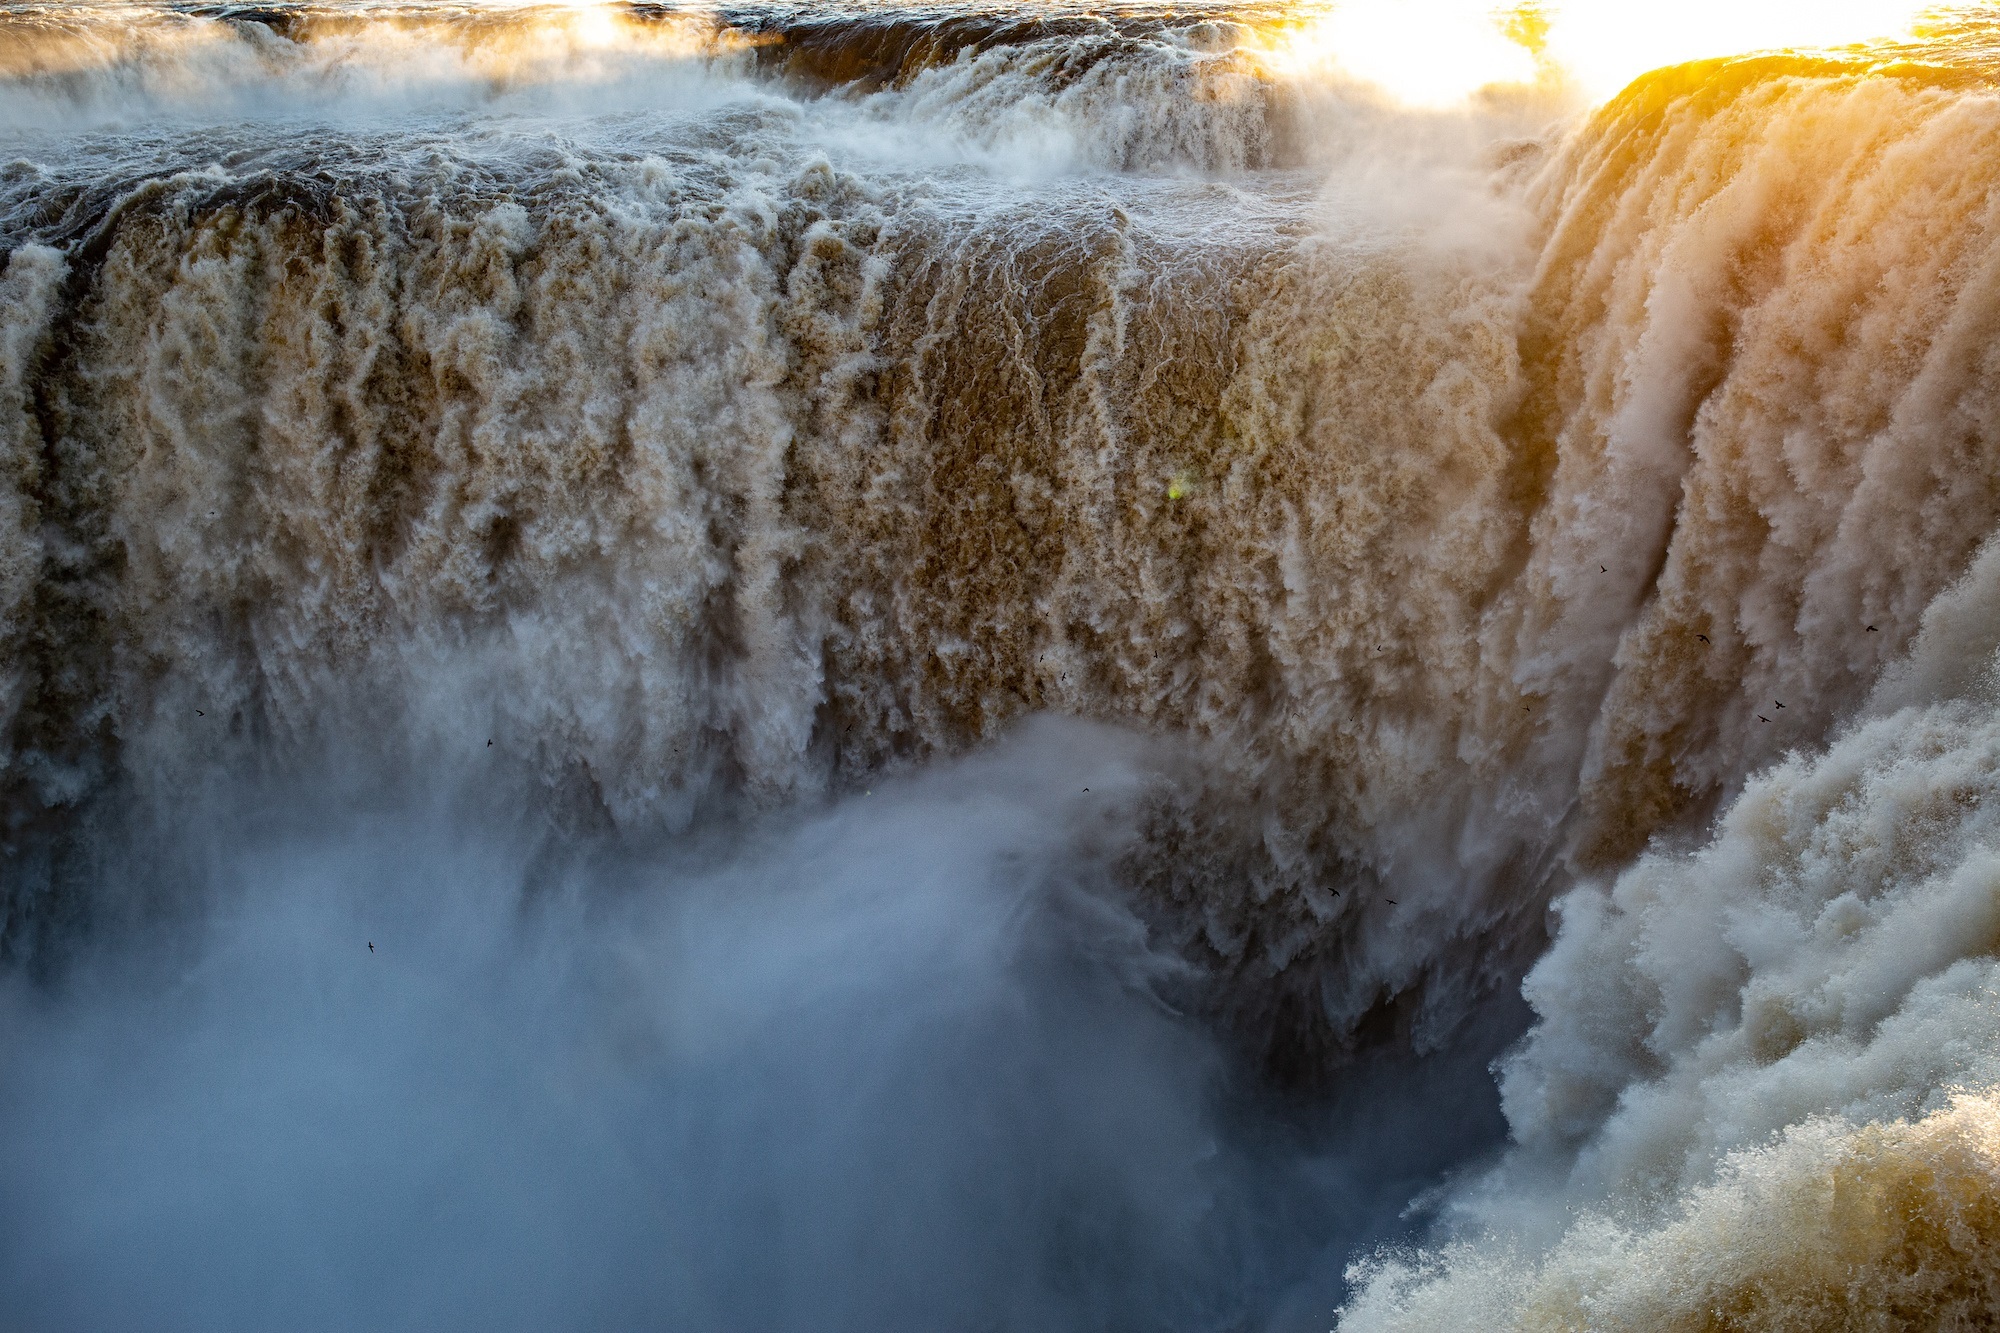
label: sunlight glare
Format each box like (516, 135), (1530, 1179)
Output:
(556, 0), (623, 49)
(1265, 0), (1538, 107)
(1543, 1), (1933, 100)
(1264, 1), (1934, 108)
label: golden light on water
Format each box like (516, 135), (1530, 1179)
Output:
(1266, 1), (1935, 107)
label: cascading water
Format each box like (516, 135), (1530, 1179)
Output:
(6, 2), (2000, 1329)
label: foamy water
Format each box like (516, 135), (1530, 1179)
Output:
(4, 2), (2000, 1328)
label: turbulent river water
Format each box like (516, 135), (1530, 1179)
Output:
(6, 2), (2000, 1328)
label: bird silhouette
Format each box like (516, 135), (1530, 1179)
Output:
(195, 709), (203, 717)
(368, 942), (374, 952)
(1386, 899), (1399, 906)
(1697, 634), (1710, 644)
(1600, 565), (1607, 572)
(1867, 625), (1879, 632)
(1775, 701), (1785, 709)
(1758, 715), (1770, 723)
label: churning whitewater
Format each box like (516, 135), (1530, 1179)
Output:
(6, 1), (2000, 1328)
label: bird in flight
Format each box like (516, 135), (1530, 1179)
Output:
(1758, 715), (1770, 723)
(1697, 634), (1709, 644)
(368, 942), (374, 952)
(1867, 625), (1879, 632)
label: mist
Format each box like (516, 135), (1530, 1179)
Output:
(0, 720), (1514, 1331)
